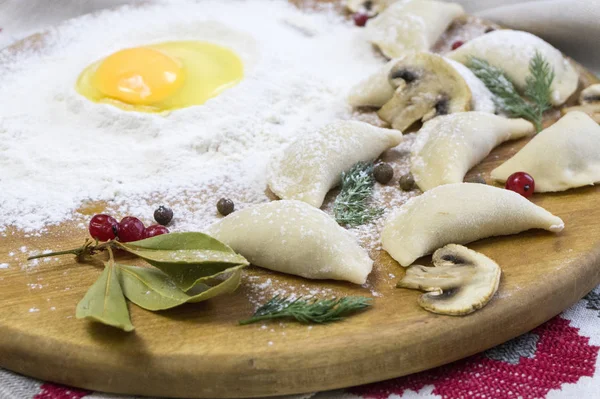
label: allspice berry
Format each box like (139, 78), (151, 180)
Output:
(373, 163), (394, 184)
(399, 173), (415, 191)
(217, 198), (235, 216)
(154, 205), (173, 226)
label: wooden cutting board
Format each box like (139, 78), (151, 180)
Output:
(1, 3), (600, 399)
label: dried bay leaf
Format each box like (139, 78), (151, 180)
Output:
(115, 232), (249, 291)
(76, 263), (134, 332)
(117, 264), (243, 311)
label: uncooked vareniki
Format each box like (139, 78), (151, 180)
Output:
(207, 200), (373, 284)
(267, 120), (402, 208)
(448, 30), (579, 106)
(365, 0), (465, 58)
(491, 111), (600, 192)
(412, 112), (535, 191)
(348, 54), (495, 113)
(382, 183), (564, 266)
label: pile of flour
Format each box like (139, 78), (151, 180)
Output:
(0, 0), (385, 234)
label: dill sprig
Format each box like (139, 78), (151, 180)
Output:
(468, 51), (554, 132)
(239, 295), (372, 325)
(525, 51), (555, 119)
(333, 162), (384, 227)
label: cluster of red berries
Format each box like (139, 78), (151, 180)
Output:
(89, 215), (169, 242)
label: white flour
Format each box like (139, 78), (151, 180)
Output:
(0, 0), (384, 234)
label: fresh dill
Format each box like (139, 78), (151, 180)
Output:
(239, 295), (373, 325)
(333, 162), (384, 227)
(467, 51), (554, 132)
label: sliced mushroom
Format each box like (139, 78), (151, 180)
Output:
(397, 244), (501, 316)
(346, 0), (399, 14)
(580, 84), (600, 104)
(562, 84), (600, 123)
(377, 52), (471, 131)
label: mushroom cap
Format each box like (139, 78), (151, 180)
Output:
(377, 52), (472, 131)
(397, 244), (501, 316)
(580, 84), (600, 104)
(564, 84), (600, 123)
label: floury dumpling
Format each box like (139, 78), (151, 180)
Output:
(492, 112), (600, 192)
(267, 120), (402, 208)
(382, 183), (564, 266)
(207, 200), (373, 284)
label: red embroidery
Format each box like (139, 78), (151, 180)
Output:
(34, 383), (89, 399)
(351, 317), (598, 399)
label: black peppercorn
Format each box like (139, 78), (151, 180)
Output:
(373, 163), (394, 184)
(154, 205), (173, 226)
(399, 173), (415, 191)
(217, 198), (235, 216)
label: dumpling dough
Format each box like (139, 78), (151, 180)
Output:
(207, 200), (373, 284)
(491, 111), (600, 192)
(382, 183), (564, 266)
(448, 30), (579, 106)
(412, 112), (535, 191)
(267, 120), (402, 208)
(365, 0), (465, 58)
(348, 56), (495, 113)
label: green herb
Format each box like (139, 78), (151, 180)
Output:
(29, 232), (248, 332)
(117, 264), (242, 311)
(239, 295), (372, 325)
(76, 248), (134, 332)
(333, 162), (384, 227)
(114, 232), (249, 291)
(524, 51), (555, 120)
(467, 51), (555, 132)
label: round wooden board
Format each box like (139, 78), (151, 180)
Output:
(2, 3), (600, 399)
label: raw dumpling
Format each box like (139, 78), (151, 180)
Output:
(491, 111), (600, 192)
(267, 120), (402, 208)
(348, 55), (495, 113)
(348, 59), (397, 109)
(365, 0), (465, 58)
(207, 200), (373, 284)
(412, 112), (535, 191)
(448, 30), (579, 106)
(382, 183), (564, 266)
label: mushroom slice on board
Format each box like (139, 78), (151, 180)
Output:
(348, 55), (494, 113)
(397, 244), (501, 316)
(377, 52), (472, 131)
(562, 84), (600, 123)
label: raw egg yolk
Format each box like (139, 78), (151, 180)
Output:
(92, 47), (185, 105)
(76, 42), (244, 113)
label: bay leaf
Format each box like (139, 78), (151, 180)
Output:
(115, 232), (248, 291)
(117, 264), (243, 311)
(76, 263), (134, 332)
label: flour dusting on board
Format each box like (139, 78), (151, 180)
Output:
(0, 0), (388, 234)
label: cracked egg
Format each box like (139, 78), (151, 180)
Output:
(76, 41), (244, 113)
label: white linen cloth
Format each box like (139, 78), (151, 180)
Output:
(0, 0), (599, 74)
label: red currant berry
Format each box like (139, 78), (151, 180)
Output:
(144, 225), (169, 239)
(505, 172), (535, 198)
(118, 216), (146, 242)
(353, 12), (370, 27)
(89, 214), (118, 242)
(451, 40), (464, 50)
